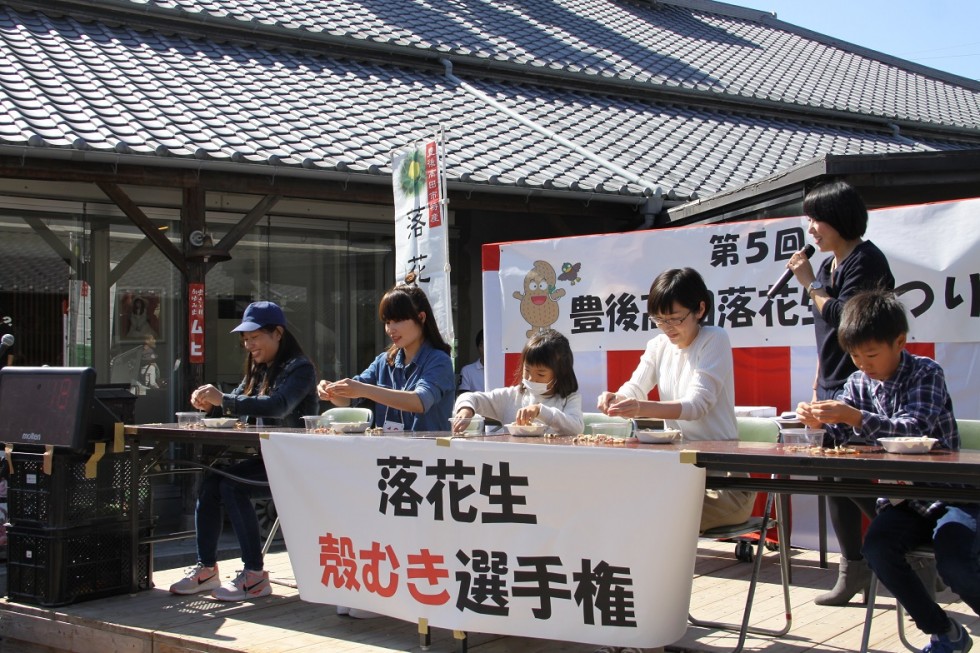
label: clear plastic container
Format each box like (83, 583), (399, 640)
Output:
(449, 415), (485, 435)
(175, 411), (204, 429)
(591, 421), (632, 438)
(303, 415), (332, 432)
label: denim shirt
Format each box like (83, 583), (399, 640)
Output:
(221, 355), (319, 428)
(353, 340), (455, 431)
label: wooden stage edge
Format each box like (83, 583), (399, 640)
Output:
(3, 541), (980, 653)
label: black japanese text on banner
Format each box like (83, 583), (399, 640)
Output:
(261, 433), (705, 648)
(392, 138), (454, 347)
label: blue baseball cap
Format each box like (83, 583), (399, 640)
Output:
(231, 301), (286, 333)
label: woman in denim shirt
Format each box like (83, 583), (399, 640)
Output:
(169, 301), (317, 602)
(318, 284), (454, 433)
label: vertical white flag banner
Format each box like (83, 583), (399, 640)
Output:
(392, 137), (454, 347)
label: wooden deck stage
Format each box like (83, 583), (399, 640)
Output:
(2, 540), (978, 653)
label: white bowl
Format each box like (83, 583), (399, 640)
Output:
(331, 421), (370, 433)
(635, 428), (681, 444)
(879, 437), (938, 454)
(506, 422), (547, 436)
(202, 417), (238, 429)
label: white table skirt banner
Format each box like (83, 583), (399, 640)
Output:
(261, 432), (707, 648)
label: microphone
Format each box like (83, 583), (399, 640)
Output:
(766, 245), (815, 299)
(0, 333), (13, 359)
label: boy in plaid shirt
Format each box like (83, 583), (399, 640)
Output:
(798, 290), (973, 653)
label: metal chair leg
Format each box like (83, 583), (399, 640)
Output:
(262, 515), (280, 556)
(861, 568), (926, 653)
(859, 574), (879, 653)
(688, 493), (792, 653)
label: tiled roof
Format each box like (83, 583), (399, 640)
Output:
(103, 0), (980, 131)
(0, 3), (975, 203)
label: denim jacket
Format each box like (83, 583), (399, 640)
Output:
(221, 355), (318, 428)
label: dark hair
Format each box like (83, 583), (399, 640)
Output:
(511, 328), (578, 398)
(647, 268), (710, 324)
(241, 325), (310, 396)
(803, 179), (868, 241)
(837, 290), (908, 352)
(131, 297), (146, 313)
(379, 284), (452, 364)
(475, 329), (484, 347)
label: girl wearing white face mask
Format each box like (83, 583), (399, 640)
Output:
(453, 328), (583, 435)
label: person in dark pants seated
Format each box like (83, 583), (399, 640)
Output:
(169, 301), (318, 602)
(798, 291), (972, 653)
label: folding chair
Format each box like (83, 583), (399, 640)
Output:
(860, 418), (980, 652)
(687, 417), (793, 653)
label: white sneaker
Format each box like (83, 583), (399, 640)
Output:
(347, 608), (384, 619)
(212, 569), (272, 602)
(169, 563), (220, 595)
(336, 605), (350, 615)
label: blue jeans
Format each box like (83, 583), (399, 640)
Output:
(195, 456), (271, 571)
(863, 504), (980, 634)
(935, 506), (980, 618)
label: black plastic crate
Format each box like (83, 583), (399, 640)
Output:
(5, 522), (152, 607)
(6, 449), (150, 528)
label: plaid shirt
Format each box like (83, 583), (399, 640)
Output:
(827, 350), (959, 517)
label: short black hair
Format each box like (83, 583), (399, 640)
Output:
(647, 268), (711, 324)
(803, 179), (868, 241)
(838, 290), (908, 352)
(475, 329), (483, 347)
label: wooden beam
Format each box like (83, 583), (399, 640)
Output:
(23, 216), (76, 269)
(0, 157), (635, 218)
(109, 236), (159, 287)
(212, 193), (281, 254)
(96, 181), (186, 275)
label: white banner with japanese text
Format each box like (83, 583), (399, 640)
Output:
(483, 197), (980, 417)
(262, 432), (706, 648)
(392, 138), (454, 348)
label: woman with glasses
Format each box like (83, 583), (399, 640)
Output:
(596, 267), (754, 532)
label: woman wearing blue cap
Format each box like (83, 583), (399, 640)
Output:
(169, 301), (318, 602)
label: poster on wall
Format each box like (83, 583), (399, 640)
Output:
(115, 289), (163, 345)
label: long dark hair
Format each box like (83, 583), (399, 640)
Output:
(240, 325), (309, 396)
(379, 284), (452, 364)
(511, 328), (578, 398)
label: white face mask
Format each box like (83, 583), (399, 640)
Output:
(523, 378), (551, 395)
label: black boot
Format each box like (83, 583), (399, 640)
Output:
(815, 557), (872, 606)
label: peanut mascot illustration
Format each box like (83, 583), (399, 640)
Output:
(513, 260), (566, 337)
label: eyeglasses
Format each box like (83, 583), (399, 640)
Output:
(651, 311), (692, 328)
